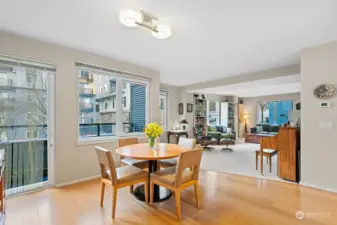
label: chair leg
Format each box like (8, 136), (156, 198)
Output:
(112, 187), (118, 218)
(194, 183), (200, 209)
(130, 185), (134, 194)
(269, 157), (272, 173)
(175, 190), (182, 220)
(256, 154), (258, 170)
(150, 182), (154, 204)
(100, 182), (105, 206)
(144, 181), (149, 204)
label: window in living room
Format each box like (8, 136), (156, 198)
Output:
(159, 91), (168, 130)
(77, 63), (150, 139)
(268, 100), (293, 125)
(207, 101), (220, 125)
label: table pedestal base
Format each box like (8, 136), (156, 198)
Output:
(133, 184), (172, 202)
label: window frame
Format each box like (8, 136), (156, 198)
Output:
(159, 91), (168, 131)
(26, 128), (38, 139)
(76, 67), (150, 143)
(120, 78), (150, 137)
(268, 100), (293, 125)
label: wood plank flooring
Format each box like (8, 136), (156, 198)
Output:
(5, 170), (337, 225)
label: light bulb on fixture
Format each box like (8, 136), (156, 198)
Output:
(118, 10), (142, 27)
(152, 24), (172, 39)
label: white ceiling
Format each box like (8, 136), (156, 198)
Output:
(191, 75), (301, 97)
(0, 0), (336, 86)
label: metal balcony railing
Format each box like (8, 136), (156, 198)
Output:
(79, 122), (145, 138)
(79, 103), (94, 112)
(79, 88), (94, 95)
(0, 138), (48, 191)
(0, 99), (15, 107)
(0, 78), (13, 88)
(79, 73), (93, 83)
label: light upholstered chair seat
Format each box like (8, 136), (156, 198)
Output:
(160, 138), (197, 168)
(151, 167), (193, 186)
(106, 166), (147, 185)
(120, 158), (148, 169)
(95, 146), (149, 218)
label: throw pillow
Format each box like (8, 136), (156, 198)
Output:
(256, 126), (263, 133)
(208, 125), (216, 132)
(216, 126), (224, 133)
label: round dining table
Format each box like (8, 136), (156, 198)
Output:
(116, 143), (184, 202)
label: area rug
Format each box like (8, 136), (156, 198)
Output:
(200, 142), (283, 182)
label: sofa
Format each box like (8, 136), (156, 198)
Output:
(207, 125), (236, 143)
(250, 123), (281, 135)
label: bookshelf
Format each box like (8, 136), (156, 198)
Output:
(193, 97), (207, 134)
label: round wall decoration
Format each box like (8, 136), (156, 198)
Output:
(313, 84), (335, 99)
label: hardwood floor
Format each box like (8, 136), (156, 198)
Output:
(5, 170), (337, 225)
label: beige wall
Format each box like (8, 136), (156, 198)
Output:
(160, 84), (180, 143)
(301, 40), (337, 192)
(0, 31), (160, 185)
(242, 93), (301, 131)
(160, 84), (180, 130)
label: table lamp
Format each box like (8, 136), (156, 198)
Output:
(180, 119), (188, 131)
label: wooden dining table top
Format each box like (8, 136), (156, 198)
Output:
(116, 143), (185, 160)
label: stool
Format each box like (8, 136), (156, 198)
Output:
(219, 139), (235, 152)
(255, 149), (278, 173)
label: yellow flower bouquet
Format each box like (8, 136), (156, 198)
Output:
(144, 122), (163, 149)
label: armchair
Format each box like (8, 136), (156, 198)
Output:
(193, 126), (217, 151)
(207, 125), (236, 144)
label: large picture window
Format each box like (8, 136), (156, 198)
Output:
(268, 100), (293, 125)
(257, 100), (293, 125)
(77, 64), (149, 140)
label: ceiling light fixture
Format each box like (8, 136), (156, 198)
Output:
(118, 9), (172, 39)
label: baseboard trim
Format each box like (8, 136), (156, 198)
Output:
(300, 182), (337, 194)
(55, 175), (100, 188)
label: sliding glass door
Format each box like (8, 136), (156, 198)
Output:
(0, 56), (54, 195)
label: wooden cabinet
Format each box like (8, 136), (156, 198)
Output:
(260, 127), (300, 182)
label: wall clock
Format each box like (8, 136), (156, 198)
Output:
(313, 84), (335, 99)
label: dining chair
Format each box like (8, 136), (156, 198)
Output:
(150, 148), (203, 220)
(159, 137), (197, 168)
(94, 146), (149, 218)
(118, 137), (148, 169)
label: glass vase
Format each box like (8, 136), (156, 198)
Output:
(148, 137), (156, 150)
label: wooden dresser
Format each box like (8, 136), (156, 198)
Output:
(260, 127), (300, 182)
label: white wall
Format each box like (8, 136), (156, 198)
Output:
(0, 31), (160, 185)
(242, 93), (301, 131)
(301, 40), (337, 192)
